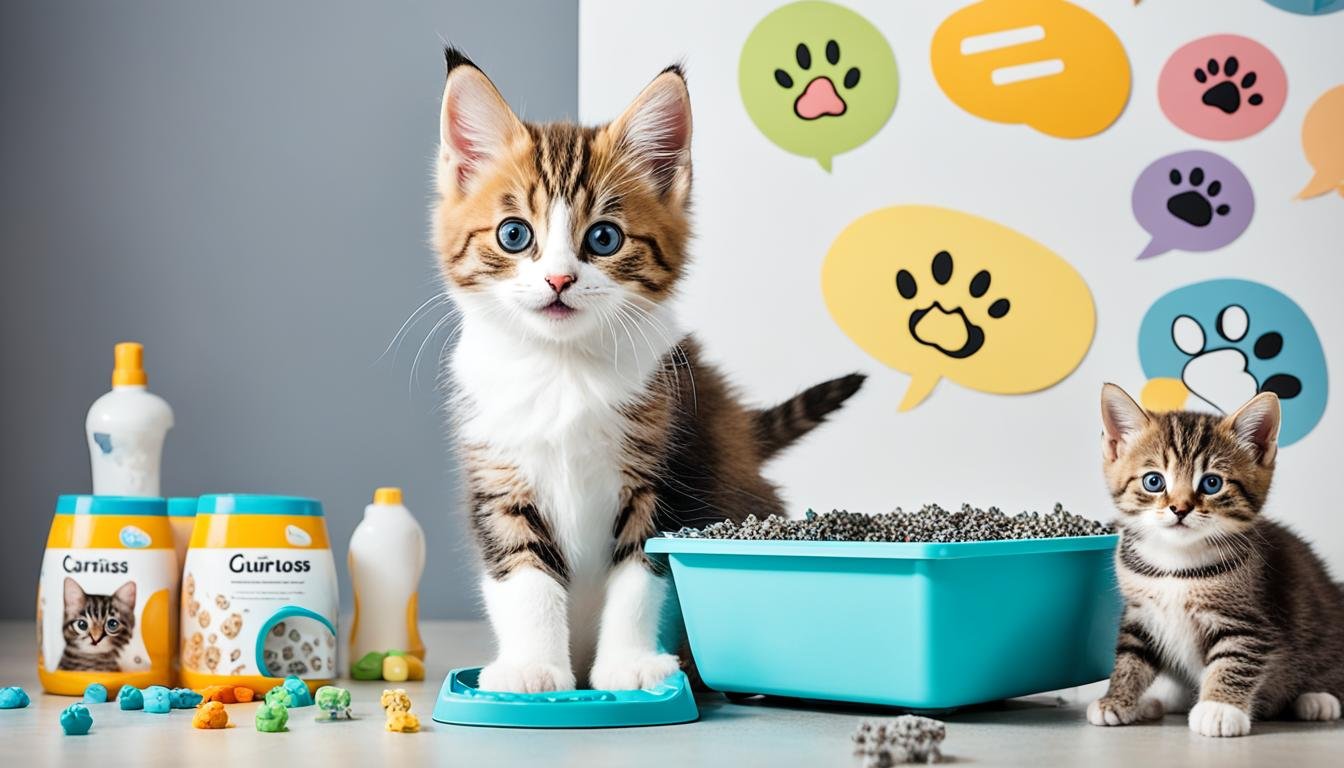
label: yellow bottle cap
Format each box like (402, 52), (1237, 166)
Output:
(112, 342), (148, 387)
(373, 487), (403, 505)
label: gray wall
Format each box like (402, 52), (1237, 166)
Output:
(0, 0), (578, 619)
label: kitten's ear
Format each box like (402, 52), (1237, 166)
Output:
(437, 47), (523, 197)
(63, 577), (86, 610)
(112, 581), (137, 609)
(1101, 383), (1149, 462)
(606, 65), (692, 203)
(1224, 392), (1281, 466)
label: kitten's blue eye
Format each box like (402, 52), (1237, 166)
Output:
(495, 218), (533, 253)
(1199, 474), (1224, 495)
(584, 222), (623, 257)
(106, 618), (120, 632)
(76, 619), (88, 631)
(1142, 472), (1166, 493)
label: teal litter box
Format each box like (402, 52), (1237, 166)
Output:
(646, 534), (1121, 710)
(431, 667), (698, 728)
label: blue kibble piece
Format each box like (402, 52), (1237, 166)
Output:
(169, 688), (203, 709)
(282, 676), (313, 707)
(60, 703), (94, 735)
(0, 686), (30, 709)
(118, 685), (144, 710)
(83, 683), (108, 704)
(143, 685), (172, 714)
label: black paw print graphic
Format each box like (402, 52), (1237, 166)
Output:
(895, 250), (1009, 359)
(1195, 57), (1263, 115)
(1166, 166), (1231, 228)
(773, 40), (861, 120)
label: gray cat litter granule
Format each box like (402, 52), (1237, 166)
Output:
(667, 503), (1113, 542)
(853, 716), (946, 766)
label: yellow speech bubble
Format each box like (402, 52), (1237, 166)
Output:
(931, 0), (1130, 139)
(1298, 85), (1344, 200)
(822, 206), (1096, 410)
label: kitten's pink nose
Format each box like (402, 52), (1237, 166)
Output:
(545, 274), (575, 294)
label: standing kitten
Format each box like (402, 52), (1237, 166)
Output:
(431, 49), (863, 692)
(1090, 383), (1344, 737)
(58, 577), (136, 672)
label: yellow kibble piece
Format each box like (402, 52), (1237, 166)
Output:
(385, 710), (420, 733)
(382, 655), (409, 683)
(403, 654), (425, 682)
(380, 688), (412, 713)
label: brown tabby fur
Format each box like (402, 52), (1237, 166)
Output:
(1094, 384), (1344, 735)
(432, 48), (864, 586)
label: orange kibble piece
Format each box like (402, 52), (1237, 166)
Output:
(198, 686), (236, 704)
(192, 701), (230, 729)
(233, 687), (254, 703)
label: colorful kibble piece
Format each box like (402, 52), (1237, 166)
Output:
(192, 701), (230, 729)
(170, 688), (203, 709)
(380, 688), (412, 713)
(60, 703), (94, 735)
(404, 654), (425, 682)
(82, 683), (108, 704)
(382, 655), (409, 683)
(0, 686), (30, 709)
(281, 676), (312, 708)
(351, 651), (387, 680)
(117, 685), (144, 711)
(314, 686), (352, 721)
(264, 686), (292, 708)
(198, 685), (235, 705)
(255, 702), (289, 733)
(385, 710), (420, 733)
(234, 686), (255, 703)
(143, 685), (172, 714)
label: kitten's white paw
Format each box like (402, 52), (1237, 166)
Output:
(1188, 701), (1251, 737)
(1293, 692), (1342, 721)
(1088, 698), (1145, 726)
(589, 652), (680, 691)
(478, 660), (575, 693)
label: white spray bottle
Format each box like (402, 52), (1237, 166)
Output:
(348, 487), (426, 661)
(86, 342), (174, 496)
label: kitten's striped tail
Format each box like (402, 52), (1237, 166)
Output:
(752, 373), (866, 461)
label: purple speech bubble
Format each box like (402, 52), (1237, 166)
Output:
(1132, 150), (1254, 260)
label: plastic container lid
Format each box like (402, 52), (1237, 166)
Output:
(372, 487), (403, 505)
(167, 497), (198, 517)
(196, 494), (324, 517)
(56, 495), (167, 516)
(431, 667), (698, 728)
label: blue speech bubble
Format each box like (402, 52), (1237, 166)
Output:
(1261, 0), (1344, 16)
(1138, 279), (1327, 446)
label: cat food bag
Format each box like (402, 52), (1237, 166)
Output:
(37, 495), (177, 696)
(179, 495), (338, 695)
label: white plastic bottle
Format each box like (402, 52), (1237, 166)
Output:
(86, 342), (174, 496)
(348, 487), (426, 662)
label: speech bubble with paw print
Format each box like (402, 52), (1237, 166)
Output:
(822, 206), (1095, 410)
(739, 1), (898, 171)
(1133, 150), (1254, 260)
(1159, 35), (1287, 140)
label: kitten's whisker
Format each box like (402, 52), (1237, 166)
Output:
(381, 292), (452, 363)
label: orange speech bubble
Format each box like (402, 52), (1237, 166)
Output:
(1298, 85), (1344, 200)
(931, 0), (1130, 139)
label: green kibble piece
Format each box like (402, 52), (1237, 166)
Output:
(264, 685), (292, 708)
(255, 702), (289, 733)
(351, 651), (388, 680)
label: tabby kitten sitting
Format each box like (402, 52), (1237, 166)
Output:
(431, 49), (863, 692)
(58, 577), (136, 672)
(1091, 384), (1344, 737)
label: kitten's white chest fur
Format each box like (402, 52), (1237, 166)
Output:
(451, 309), (675, 676)
(1126, 576), (1205, 683)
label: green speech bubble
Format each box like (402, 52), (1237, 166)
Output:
(739, 1), (898, 172)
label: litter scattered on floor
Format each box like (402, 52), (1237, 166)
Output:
(143, 686), (171, 714)
(117, 685), (143, 710)
(0, 686), (30, 709)
(170, 688), (203, 709)
(669, 504), (1112, 542)
(60, 703), (94, 735)
(192, 701), (230, 729)
(82, 683), (108, 704)
(852, 716), (946, 766)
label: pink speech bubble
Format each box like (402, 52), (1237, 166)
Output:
(1159, 35), (1286, 141)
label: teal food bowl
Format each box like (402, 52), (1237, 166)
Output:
(431, 667), (697, 728)
(646, 534), (1121, 710)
